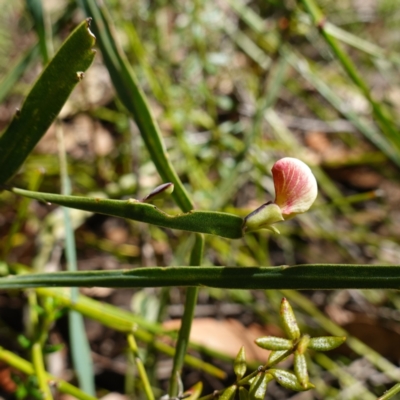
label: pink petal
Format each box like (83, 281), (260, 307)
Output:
(272, 157), (317, 218)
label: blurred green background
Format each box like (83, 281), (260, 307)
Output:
(1, 0), (400, 398)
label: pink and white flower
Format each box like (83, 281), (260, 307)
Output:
(244, 157), (317, 233)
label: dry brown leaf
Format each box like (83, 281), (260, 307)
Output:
(163, 318), (280, 362)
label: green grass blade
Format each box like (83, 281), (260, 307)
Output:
(281, 46), (400, 168)
(69, 311), (95, 395)
(11, 188), (244, 239)
(25, 0), (52, 63)
(57, 125), (95, 395)
(0, 19), (96, 185)
(299, 0), (400, 154)
(0, 44), (39, 104)
(79, 0), (193, 212)
(2, 265), (400, 290)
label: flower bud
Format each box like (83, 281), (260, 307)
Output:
(308, 336), (346, 351)
(234, 346), (247, 380)
(219, 385), (237, 400)
(272, 157), (317, 219)
(294, 352), (309, 388)
(244, 202), (284, 233)
(243, 157), (317, 233)
(142, 182), (174, 202)
(249, 372), (272, 400)
(255, 336), (293, 351)
(269, 369), (315, 391)
(280, 297), (300, 340)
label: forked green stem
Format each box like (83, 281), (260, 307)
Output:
(0, 347), (97, 400)
(31, 343), (53, 400)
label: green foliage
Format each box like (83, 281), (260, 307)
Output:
(0, 0), (400, 399)
(0, 19), (95, 184)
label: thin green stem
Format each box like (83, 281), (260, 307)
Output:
(127, 333), (155, 400)
(378, 383), (400, 400)
(32, 342), (53, 400)
(169, 234), (205, 397)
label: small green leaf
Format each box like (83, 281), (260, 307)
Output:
(43, 343), (64, 354)
(267, 350), (292, 367)
(255, 336), (293, 351)
(249, 372), (272, 400)
(297, 335), (310, 355)
(280, 298), (300, 340)
(308, 336), (346, 351)
(239, 387), (249, 400)
(269, 369), (315, 392)
(17, 334), (31, 349)
(234, 346), (247, 380)
(219, 385), (237, 400)
(184, 382), (203, 400)
(294, 352), (309, 388)
(142, 182), (174, 203)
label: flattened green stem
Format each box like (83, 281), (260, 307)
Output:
(169, 234), (205, 397)
(0, 347), (97, 400)
(0, 19), (96, 185)
(299, 0), (400, 153)
(79, 0), (193, 212)
(127, 333), (155, 400)
(31, 343), (53, 400)
(11, 188), (244, 239)
(3, 265), (400, 290)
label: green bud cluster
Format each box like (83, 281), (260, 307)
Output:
(201, 297), (346, 400)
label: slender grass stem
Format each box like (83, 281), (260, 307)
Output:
(169, 234), (205, 397)
(299, 0), (400, 153)
(127, 333), (155, 400)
